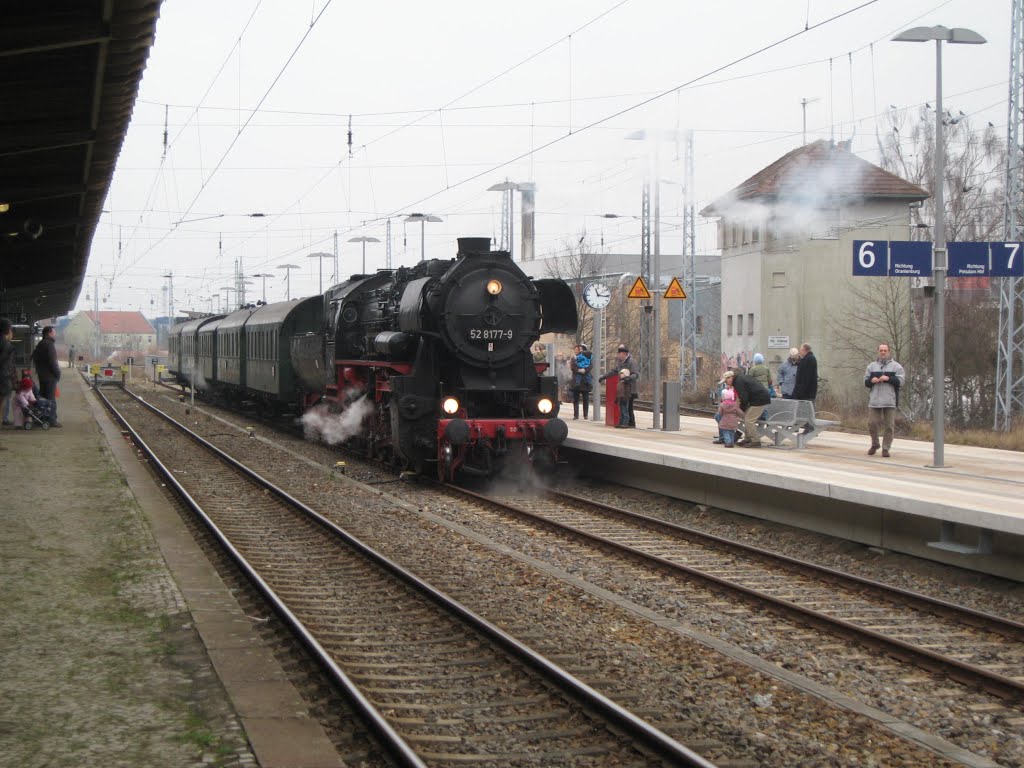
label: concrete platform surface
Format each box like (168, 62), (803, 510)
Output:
(0, 370), (344, 768)
(564, 409), (1024, 580)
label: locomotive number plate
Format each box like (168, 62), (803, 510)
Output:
(469, 329), (512, 340)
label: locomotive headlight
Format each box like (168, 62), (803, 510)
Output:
(486, 279), (502, 296)
(442, 397), (460, 415)
(537, 397), (554, 414)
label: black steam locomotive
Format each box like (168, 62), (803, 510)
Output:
(170, 237), (577, 479)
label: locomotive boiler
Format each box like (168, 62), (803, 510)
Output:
(293, 237), (577, 479)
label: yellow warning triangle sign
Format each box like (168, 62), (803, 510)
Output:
(664, 276), (687, 299)
(626, 275), (651, 299)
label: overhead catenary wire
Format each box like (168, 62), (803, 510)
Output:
(113, 1), (335, 283)
(96, 0), (990, 299)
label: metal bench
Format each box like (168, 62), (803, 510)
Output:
(752, 399), (838, 448)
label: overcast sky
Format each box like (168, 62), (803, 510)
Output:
(81, 0), (1010, 315)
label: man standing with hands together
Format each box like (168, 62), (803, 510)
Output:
(865, 342), (905, 457)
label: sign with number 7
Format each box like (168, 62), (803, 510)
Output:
(990, 242), (1024, 277)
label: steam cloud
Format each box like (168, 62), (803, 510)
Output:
(301, 394), (373, 445)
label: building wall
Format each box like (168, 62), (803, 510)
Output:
(63, 313), (98, 357)
(717, 201), (915, 401)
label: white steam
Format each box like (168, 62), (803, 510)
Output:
(713, 142), (871, 241)
(301, 395), (373, 445)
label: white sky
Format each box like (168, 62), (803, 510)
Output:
(82, 0), (1010, 315)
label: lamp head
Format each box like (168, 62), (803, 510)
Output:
(892, 25), (986, 44)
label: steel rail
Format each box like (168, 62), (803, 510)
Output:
(94, 386), (427, 768)
(101, 385), (717, 768)
(444, 483), (1024, 703)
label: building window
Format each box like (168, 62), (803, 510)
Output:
(718, 221), (726, 249)
(772, 271), (786, 288)
(737, 314), (743, 336)
(748, 313), (754, 335)
(752, 223), (760, 243)
(727, 315), (733, 336)
(696, 315), (704, 334)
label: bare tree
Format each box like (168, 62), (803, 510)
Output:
(828, 276), (924, 416)
(543, 234), (606, 348)
(878, 106), (1002, 242)
(871, 106), (1005, 427)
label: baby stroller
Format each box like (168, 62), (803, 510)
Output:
(20, 398), (55, 430)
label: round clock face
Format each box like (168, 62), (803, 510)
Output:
(583, 281), (611, 309)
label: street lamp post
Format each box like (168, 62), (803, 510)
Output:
(219, 286), (236, 312)
(348, 236), (381, 274)
(404, 214), (443, 262)
(251, 273), (273, 303)
(277, 264), (300, 301)
(893, 24), (986, 468)
(307, 252), (333, 294)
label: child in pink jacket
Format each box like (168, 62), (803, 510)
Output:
(717, 387), (742, 447)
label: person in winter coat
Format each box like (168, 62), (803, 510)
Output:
(0, 318), (17, 426)
(791, 343), (818, 401)
(31, 325), (62, 427)
(571, 344), (593, 419)
(777, 347), (799, 399)
(599, 345), (638, 427)
(748, 352), (773, 395)
(730, 369), (772, 447)
(716, 387), (742, 447)
(864, 342), (906, 457)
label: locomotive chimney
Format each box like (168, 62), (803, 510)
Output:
(457, 237), (492, 257)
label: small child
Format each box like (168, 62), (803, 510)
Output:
(14, 377), (55, 427)
(717, 387), (742, 447)
(573, 345), (592, 392)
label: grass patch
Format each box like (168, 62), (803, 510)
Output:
(829, 406), (1024, 451)
(176, 707), (235, 765)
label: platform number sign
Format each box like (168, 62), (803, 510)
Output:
(990, 242), (1024, 277)
(853, 240), (888, 276)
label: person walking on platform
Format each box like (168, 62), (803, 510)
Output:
(791, 343), (818, 402)
(732, 369), (772, 447)
(777, 347), (799, 399)
(599, 345), (638, 427)
(32, 325), (62, 427)
(865, 342), (905, 457)
(0, 318), (17, 426)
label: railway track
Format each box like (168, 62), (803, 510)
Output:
(441, 484), (1024, 703)
(97, 385), (714, 768)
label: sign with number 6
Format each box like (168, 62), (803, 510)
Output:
(852, 240), (889, 276)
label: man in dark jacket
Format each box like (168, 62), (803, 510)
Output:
(0, 318), (17, 425)
(599, 344), (639, 427)
(791, 343), (818, 401)
(32, 325), (62, 427)
(730, 369), (772, 447)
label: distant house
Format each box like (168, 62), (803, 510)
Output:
(701, 139), (928, 399)
(64, 310), (158, 359)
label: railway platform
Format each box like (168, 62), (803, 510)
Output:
(0, 370), (344, 768)
(563, 409), (1024, 581)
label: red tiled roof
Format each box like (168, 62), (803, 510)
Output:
(84, 311), (156, 335)
(701, 140), (928, 216)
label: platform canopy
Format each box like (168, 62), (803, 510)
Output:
(0, 0), (162, 323)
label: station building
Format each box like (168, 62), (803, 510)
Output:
(701, 139), (928, 401)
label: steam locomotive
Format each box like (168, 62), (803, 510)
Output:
(169, 237), (578, 479)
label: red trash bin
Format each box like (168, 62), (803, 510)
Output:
(604, 377), (619, 426)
